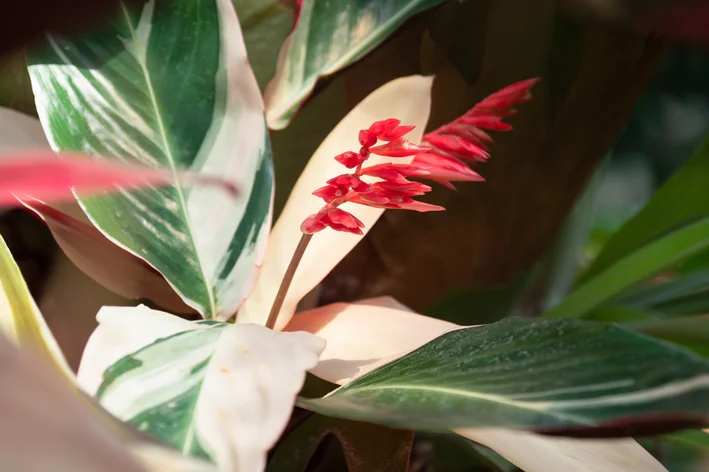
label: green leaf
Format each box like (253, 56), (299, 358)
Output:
(0, 233), (72, 378)
(583, 130), (709, 281)
(234, 0), (294, 91)
(27, 0), (273, 319)
(300, 317), (709, 434)
(267, 414), (413, 472)
(264, 0), (444, 129)
(544, 217), (709, 319)
(91, 307), (324, 469)
(614, 269), (709, 313)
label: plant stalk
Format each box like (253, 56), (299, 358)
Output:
(265, 233), (313, 330)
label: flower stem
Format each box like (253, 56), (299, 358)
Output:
(265, 233), (313, 330)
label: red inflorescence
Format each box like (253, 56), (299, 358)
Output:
(300, 118), (439, 235)
(301, 78), (539, 235)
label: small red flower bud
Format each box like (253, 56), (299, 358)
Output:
(327, 174), (369, 192)
(300, 213), (328, 233)
(369, 138), (429, 157)
(312, 184), (349, 203)
(334, 151), (364, 168)
(368, 118), (400, 138)
(301, 208), (365, 235)
(358, 129), (377, 147)
(378, 125), (416, 141)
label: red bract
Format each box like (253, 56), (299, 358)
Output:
(413, 77), (539, 187)
(369, 138), (429, 157)
(301, 78), (538, 234)
(359, 163), (430, 184)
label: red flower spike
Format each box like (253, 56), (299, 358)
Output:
(369, 138), (429, 157)
(301, 80), (537, 235)
(334, 151), (364, 169)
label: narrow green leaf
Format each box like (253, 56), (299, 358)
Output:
(300, 317), (709, 434)
(264, 0), (444, 129)
(92, 309), (323, 469)
(583, 130), (709, 281)
(0, 233), (72, 378)
(544, 217), (709, 319)
(27, 0), (273, 319)
(614, 269), (709, 312)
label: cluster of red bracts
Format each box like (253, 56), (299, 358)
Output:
(301, 78), (539, 235)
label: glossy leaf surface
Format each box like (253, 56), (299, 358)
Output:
(264, 0), (443, 129)
(301, 317), (709, 434)
(28, 0), (273, 319)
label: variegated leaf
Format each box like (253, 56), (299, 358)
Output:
(300, 317), (709, 435)
(27, 0), (273, 319)
(83, 306), (324, 470)
(264, 0), (444, 129)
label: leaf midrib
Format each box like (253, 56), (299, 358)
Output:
(120, 1), (217, 317)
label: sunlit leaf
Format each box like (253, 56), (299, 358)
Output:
(28, 0), (273, 319)
(0, 233), (71, 378)
(301, 317), (709, 435)
(264, 0), (442, 129)
(83, 306), (324, 469)
(283, 299), (456, 385)
(459, 429), (664, 472)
